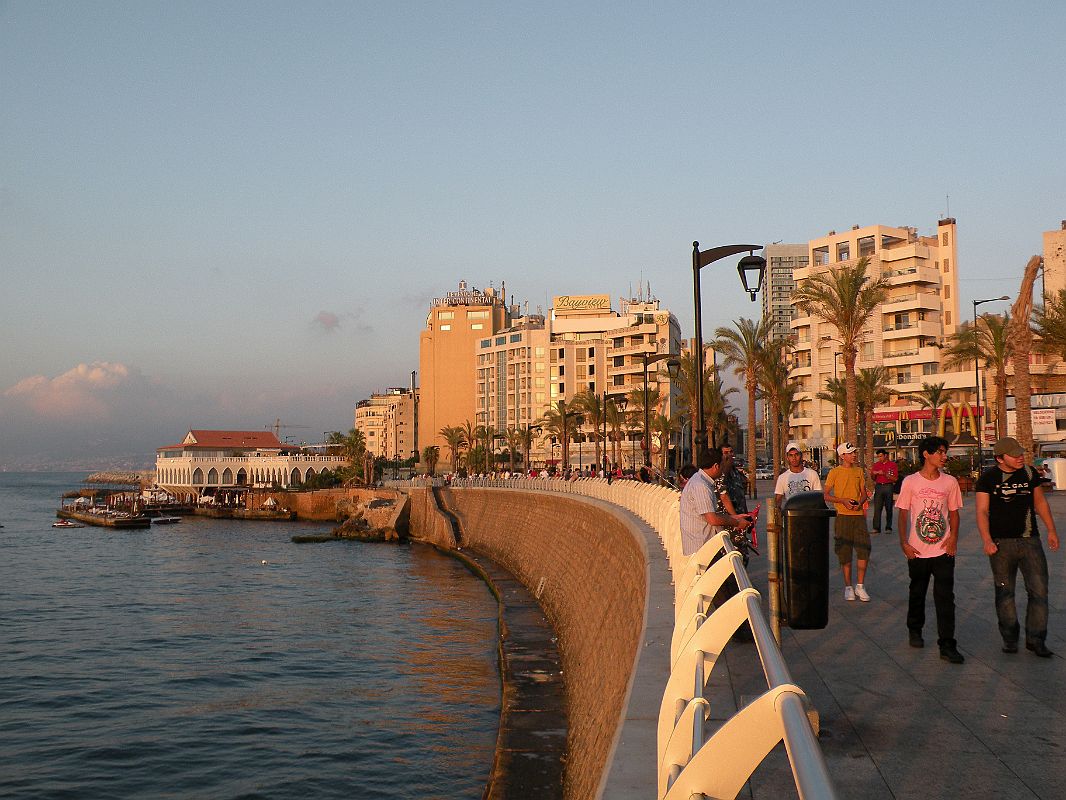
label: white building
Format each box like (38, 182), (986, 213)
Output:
(155, 430), (349, 501)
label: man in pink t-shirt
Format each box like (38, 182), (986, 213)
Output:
(897, 435), (964, 663)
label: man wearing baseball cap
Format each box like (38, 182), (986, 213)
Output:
(825, 442), (873, 601)
(774, 441), (821, 511)
(975, 437), (1060, 657)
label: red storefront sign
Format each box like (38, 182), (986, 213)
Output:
(872, 407), (985, 422)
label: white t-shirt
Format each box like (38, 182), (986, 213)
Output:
(896, 470), (963, 558)
(774, 467), (822, 502)
(680, 469), (721, 556)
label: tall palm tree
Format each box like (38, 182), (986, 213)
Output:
(1034, 289), (1066, 360)
(422, 445), (440, 476)
(757, 337), (794, 473)
(898, 381), (952, 439)
(815, 376), (847, 461)
(943, 312), (1011, 440)
(715, 317), (773, 496)
(793, 258), (890, 447)
(328, 428), (366, 464)
(856, 366), (893, 468)
(779, 379), (802, 462)
(461, 419), (478, 465)
(438, 425), (466, 472)
(537, 400), (581, 472)
(572, 390), (606, 470)
(1006, 255), (1043, 458)
(650, 412), (676, 475)
(626, 385), (662, 465)
(502, 427), (523, 473)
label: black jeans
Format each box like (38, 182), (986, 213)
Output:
(989, 537), (1049, 645)
(872, 484), (895, 530)
(907, 554), (956, 646)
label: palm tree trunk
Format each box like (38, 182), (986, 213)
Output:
(746, 372), (757, 498)
(770, 399), (782, 478)
(995, 368), (1009, 440)
(1013, 346), (1035, 459)
(843, 350), (859, 456)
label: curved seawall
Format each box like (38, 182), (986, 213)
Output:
(409, 487), (647, 800)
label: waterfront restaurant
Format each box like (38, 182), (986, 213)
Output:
(155, 430), (349, 502)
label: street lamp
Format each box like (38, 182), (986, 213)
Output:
(973, 296), (1010, 466)
(612, 394), (628, 471)
(693, 242), (766, 460)
(524, 424), (541, 473)
(820, 336), (846, 449)
(640, 352), (681, 468)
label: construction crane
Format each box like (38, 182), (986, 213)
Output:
(268, 418), (311, 440)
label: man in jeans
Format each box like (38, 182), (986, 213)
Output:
(870, 449), (898, 534)
(976, 437), (1060, 657)
(896, 436), (964, 663)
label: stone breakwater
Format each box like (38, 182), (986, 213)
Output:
(408, 487), (647, 800)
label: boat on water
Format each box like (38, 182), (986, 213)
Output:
(151, 515), (182, 525)
(53, 519), (86, 529)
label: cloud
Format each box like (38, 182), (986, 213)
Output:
(312, 310), (342, 333)
(4, 361), (139, 420)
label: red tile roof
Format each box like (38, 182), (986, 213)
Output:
(157, 430), (286, 451)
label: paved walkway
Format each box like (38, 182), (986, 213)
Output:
(739, 479), (1066, 799)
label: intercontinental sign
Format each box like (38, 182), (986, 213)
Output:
(553, 294), (611, 315)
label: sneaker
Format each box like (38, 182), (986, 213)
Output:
(940, 645), (965, 664)
(1026, 642), (1054, 658)
(854, 584), (871, 602)
(843, 586), (856, 601)
(909, 631), (924, 648)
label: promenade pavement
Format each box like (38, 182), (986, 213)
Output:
(738, 478), (1066, 799)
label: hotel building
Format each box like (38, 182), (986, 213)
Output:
(354, 385), (419, 461)
(476, 292), (682, 468)
(155, 430), (349, 501)
(789, 219), (975, 457)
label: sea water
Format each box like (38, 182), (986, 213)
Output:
(0, 473), (500, 799)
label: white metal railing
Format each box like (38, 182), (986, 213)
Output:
(387, 476), (837, 799)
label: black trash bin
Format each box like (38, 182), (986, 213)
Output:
(781, 491), (836, 629)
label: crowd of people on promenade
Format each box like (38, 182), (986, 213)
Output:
(679, 435), (1060, 665)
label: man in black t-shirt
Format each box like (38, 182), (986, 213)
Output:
(975, 437), (1060, 657)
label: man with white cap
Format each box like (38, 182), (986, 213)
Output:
(825, 442), (873, 601)
(774, 441), (822, 512)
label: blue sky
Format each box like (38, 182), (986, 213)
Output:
(2, 2), (1064, 467)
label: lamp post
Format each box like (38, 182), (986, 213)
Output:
(602, 390), (610, 473)
(820, 336), (846, 450)
(613, 394), (628, 471)
(524, 424), (541, 473)
(640, 352), (681, 469)
(973, 296), (1010, 466)
(692, 242), (766, 460)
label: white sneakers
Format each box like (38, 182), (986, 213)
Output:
(844, 584), (871, 602)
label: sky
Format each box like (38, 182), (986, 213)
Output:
(2, 1), (1064, 469)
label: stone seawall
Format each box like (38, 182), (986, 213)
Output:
(417, 488), (648, 800)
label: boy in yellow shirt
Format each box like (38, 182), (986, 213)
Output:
(824, 442), (873, 601)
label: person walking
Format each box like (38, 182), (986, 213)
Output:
(975, 437), (1060, 657)
(896, 436), (965, 663)
(870, 449), (899, 534)
(824, 443), (873, 601)
(773, 441), (822, 511)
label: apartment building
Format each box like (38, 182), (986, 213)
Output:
(789, 219), (973, 456)
(762, 244), (809, 342)
(418, 280), (512, 469)
(354, 386), (418, 461)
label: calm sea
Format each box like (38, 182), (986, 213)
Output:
(0, 472), (500, 799)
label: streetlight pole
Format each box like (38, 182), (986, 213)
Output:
(973, 296), (1010, 466)
(692, 242), (766, 461)
(640, 352), (681, 469)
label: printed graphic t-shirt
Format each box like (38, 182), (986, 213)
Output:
(896, 471), (963, 557)
(975, 466), (1041, 538)
(774, 468), (822, 502)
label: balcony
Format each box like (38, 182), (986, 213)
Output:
(883, 291), (942, 311)
(883, 349), (920, 365)
(608, 342), (656, 358)
(885, 266), (941, 286)
(882, 320), (940, 340)
(879, 243), (932, 262)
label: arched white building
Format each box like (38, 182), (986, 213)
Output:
(155, 430), (349, 501)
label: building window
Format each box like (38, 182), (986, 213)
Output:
(550, 385), (558, 398)
(535, 378), (544, 388)
(467, 310), (489, 319)
(588, 365), (595, 375)
(588, 347), (595, 357)
(942, 232), (949, 246)
(614, 375), (624, 386)
(438, 311), (454, 320)
(440, 324), (451, 331)
(558, 383), (565, 394)
(559, 348), (565, 358)
(558, 365), (565, 376)
(588, 381), (595, 392)
(943, 258), (951, 273)
(471, 323), (483, 330)
(946, 311), (952, 325)
(536, 362), (545, 372)
(837, 243), (850, 261)
(943, 286), (950, 300)
(614, 355), (624, 367)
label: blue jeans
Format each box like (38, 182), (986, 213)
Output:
(989, 537), (1049, 645)
(871, 484), (894, 531)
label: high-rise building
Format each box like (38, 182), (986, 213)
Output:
(419, 281), (512, 470)
(354, 386), (418, 461)
(789, 219), (971, 457)
(1043, 220), (1066, 299)
(762, 244), (809, 342)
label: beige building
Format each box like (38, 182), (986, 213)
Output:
(1043, 220), (1066, 299)
(354, 386), (418, 461)
(789, 219), (974, 455)
(419, 280), (512, 469)
(476, 292), (682, 469)
(155, 430), (349, 500)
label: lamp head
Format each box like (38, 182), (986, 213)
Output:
(666, 358), (681, 379)
(615, 396), (629, 413)
(737, 253), (767, 301)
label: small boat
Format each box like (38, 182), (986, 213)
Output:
(152, 515), (182, 525)
(53, 519), (86, 528)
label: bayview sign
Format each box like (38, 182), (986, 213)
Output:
(553, 294), (611, 314)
